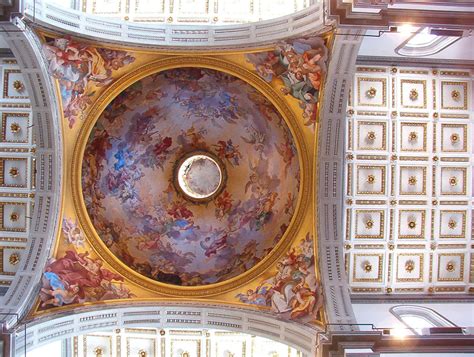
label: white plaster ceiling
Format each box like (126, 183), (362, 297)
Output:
(0, 57), (35, 297)
(344, 64), (474, 295)
(359, 31), (474, 62)
(51, 0), (310, 24)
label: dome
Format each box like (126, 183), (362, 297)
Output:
(81, 67), (300, 287)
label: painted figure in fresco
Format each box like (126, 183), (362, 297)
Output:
(236, 233), (322, 323)
(42, 37), (135, 128)
(62, 218), (85, 247)
(200, 233), (228, 258)
(235, 286), (268, 305)
(246, 37), (328, 127)
(213, 139), (242, 166)
(289, 280), (320, 319)
(40, 281), (80, 307)
(240, 125), (266, 158)
(39, 248), (131, 308)
(214, 191), (234, 219)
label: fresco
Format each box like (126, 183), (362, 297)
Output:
(42, 37), (135, 128)
(246, 36), (328, 127)
(81, 68), (300, 287)
(236, 233), (322, 323)
(39, 218), (134, 309)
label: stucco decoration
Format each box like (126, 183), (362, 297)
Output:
(82, 68), (300, 287)
(246, 36), (328, 127)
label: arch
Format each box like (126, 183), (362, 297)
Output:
(15, 303), (318, 356)
(390, 305), (457, 335)
(395, 28), (461, 57)
(316, 30), (363, 329)
(0, 19), (63, 329)
(21, 0), (325, 48)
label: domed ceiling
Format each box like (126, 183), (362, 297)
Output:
(81, 68), (300, 287)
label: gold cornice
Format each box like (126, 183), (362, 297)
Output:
(71, 55), (311, 297)
(34, 27), (333, 56)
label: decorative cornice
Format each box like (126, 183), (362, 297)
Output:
(357, 56), (474, 70)
(327, 0), (474, 29)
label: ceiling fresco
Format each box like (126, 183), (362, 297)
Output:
(247, 37), (328, 128)
(32, 30), (329, 328)
(81, 68), (300, 286)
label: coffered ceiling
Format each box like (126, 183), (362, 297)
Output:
(65, 328), (302, 357)
(0, 57), (35, 297)
(344, 64), (473, 296)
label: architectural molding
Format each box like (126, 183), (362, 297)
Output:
(21, 0), (326, 49)
(351, 294), (474, 303)
(16, 304), (318, 356)
(327, 0), (474, 29)
(0, 18), (62, 329)
(317, 330), (474, 357)
(357, 56), (474, 70)
(317, 30), (363, 328)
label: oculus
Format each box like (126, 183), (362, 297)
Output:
(174, 151), (226, 203)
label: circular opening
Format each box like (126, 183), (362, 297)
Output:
(177, 154), (223, 199)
